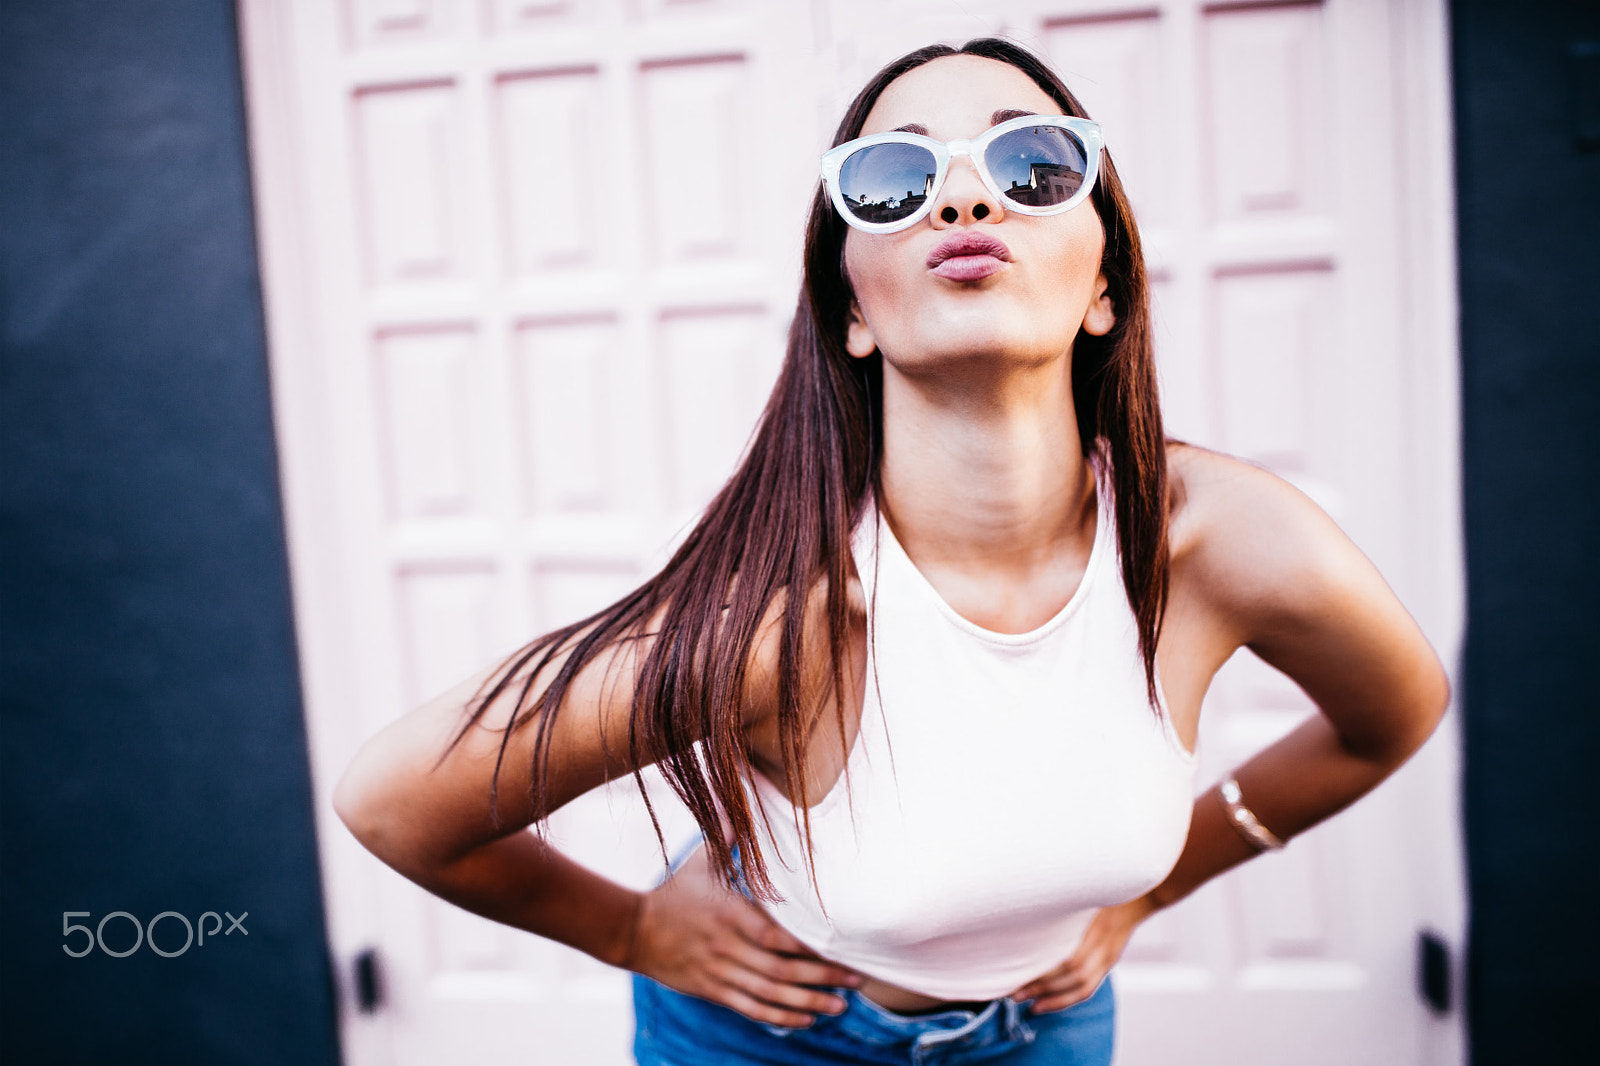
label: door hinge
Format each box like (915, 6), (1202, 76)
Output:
(353, 947), (384, 1013)
(1417, 930), (1452, 1015)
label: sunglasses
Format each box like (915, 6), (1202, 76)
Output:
(820, 114), (1104, 234)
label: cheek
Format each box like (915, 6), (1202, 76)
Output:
(843, 234), (908, 319)
(1047, 214), (1106, 287)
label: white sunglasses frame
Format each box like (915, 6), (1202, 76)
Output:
(820, 114), (1105, 234)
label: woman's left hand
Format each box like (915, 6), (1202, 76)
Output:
(1008, 895), (1158, 1013)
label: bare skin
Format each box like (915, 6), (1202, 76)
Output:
(335, 54), (1449, 1028)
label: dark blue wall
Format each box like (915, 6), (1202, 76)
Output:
(1454, 2), (1600, 1064)
(0, 2), (340, 1062)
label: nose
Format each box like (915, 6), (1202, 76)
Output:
(930, 152), (1002, 227)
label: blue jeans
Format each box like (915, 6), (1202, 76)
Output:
(632, 972), (1114, 1065)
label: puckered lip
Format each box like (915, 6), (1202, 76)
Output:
(926, 231), (1012, 269)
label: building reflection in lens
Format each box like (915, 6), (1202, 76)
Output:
(1007, 163), (1082, 207)
(845, 171), (934, 223)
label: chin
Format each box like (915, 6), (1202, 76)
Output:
(883, 334), (1063, 379)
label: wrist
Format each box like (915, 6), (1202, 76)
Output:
(1111, 891), (1161, 928)
(611, 889), (648, 972)
(1218, 775), (1287, 852)
(1136, 885), (1177, 918)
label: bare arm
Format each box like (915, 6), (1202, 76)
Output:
(332, 644), (649, 968)
(333, 622), (860, 1025)
(1015, 451), (1450, 1009)
(1155, 453), (1448, 899)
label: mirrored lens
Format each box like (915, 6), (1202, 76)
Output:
(985, 125), (1088, 208)
(837, 142), (938, 224)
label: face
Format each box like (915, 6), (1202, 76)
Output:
(842, 55), (1114, 374)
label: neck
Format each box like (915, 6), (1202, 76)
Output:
(875, 354), (1097, 629)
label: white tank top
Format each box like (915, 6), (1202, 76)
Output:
(745, 465), (1198, 1001)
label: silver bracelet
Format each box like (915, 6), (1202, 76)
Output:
(1219, 776), (1286, 852)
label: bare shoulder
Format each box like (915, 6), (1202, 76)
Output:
(1166, 441), (1377, 644)
(1163, 442), (1448, 758)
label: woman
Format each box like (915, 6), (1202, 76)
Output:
(335, 39), (1449, 1065)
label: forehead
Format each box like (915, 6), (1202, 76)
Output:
(860, 54), (1063, 140)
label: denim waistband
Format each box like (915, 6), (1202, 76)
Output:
(634, 969), (1116, 1066)
(764, 986), (1039, 1066)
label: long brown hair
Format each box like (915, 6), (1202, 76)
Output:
(454, 38), (1167, 898)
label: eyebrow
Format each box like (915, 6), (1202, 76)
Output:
(891, 109), (1042, 136)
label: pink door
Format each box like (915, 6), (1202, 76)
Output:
(240, 1), (1464, 1062)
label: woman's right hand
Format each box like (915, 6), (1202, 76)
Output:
(625, 845), (861, 1028)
